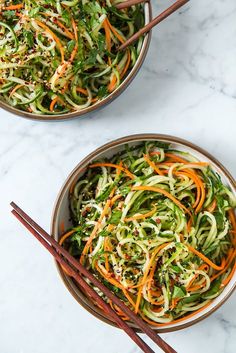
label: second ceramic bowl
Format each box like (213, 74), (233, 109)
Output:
(51, 133), (236, 332)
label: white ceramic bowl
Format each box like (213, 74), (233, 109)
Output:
(51, 134), (236, 332)
(0, 4), (151, 121)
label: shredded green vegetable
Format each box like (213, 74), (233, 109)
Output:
(61, 142), (236, 325)
(0, 1), (144, 115)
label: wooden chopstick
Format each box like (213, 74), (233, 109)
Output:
(116, 0), (147, 10)
(10, 202), (177, 353)
(119, 0), (190, 51)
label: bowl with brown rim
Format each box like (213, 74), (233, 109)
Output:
(0, 4), (151, 121)
(51, 133), (236, 332)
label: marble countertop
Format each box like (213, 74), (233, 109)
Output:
(0, 0), (236, 352)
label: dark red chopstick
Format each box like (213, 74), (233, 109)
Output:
(119, 0), (190, 51)
(116, 0), (146, 10)
(11, 202), (177, 353)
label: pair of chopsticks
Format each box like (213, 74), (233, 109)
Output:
(11, 202), (177, 353)
(116, 0), (190, 51)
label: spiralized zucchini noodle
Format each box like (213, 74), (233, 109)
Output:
(0, 1), (144, 115)
(60, 142), (236, 325)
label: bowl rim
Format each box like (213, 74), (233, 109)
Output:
(0, 3), (152, 121)
(51, 133), (236, 332)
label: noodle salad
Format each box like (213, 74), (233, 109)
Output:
(60, 142), (236, 325)
(0, 0), (144, 114)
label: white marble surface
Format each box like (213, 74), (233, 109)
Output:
(0, 0), (236, 352)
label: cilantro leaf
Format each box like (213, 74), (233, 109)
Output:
(61, 9), (71, 27)
(119, 186), (131, 196)
(3, 10), (15, 20)
(97, 33), (105, 52)
(97, 86), (108, 98)
(98, 229), (110, 237)
(170, 265), (182, 274)
(182, 293), (201, 304)
(85, 48), (98, 66)
(108, 210), (122, 225)
(23, 30), (34, 48)
(201, 278), (221, 299)
(67, 40), (76, 53)
(96, 184), (114, 202)
(172, 285), (186, 299)
(29, 7), (41, 17)
(214, 212), (225, 230)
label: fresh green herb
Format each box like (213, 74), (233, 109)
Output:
(108, 210), (122, 225)
(172, 285), (186, 299)
(67, 40), (76, 53)
(170, 265), (182, 274)
(97, 86), (108, 98)
(201, 278), (222, 299)
(98, 229), (109, 237)
(2, 10), (15, 20)
(29, 7), (41, 17)
(182, 293), (201, 304)
(85, 48), (98, 66)
(119, 186), (131, 196)
(23, 30), (34, 48)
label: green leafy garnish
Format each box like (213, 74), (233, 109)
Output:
(97, 86), (108, 98)
(201, 278), (222, 299)
(108, 210), (122, 225)
(172, 285), (186, 299)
